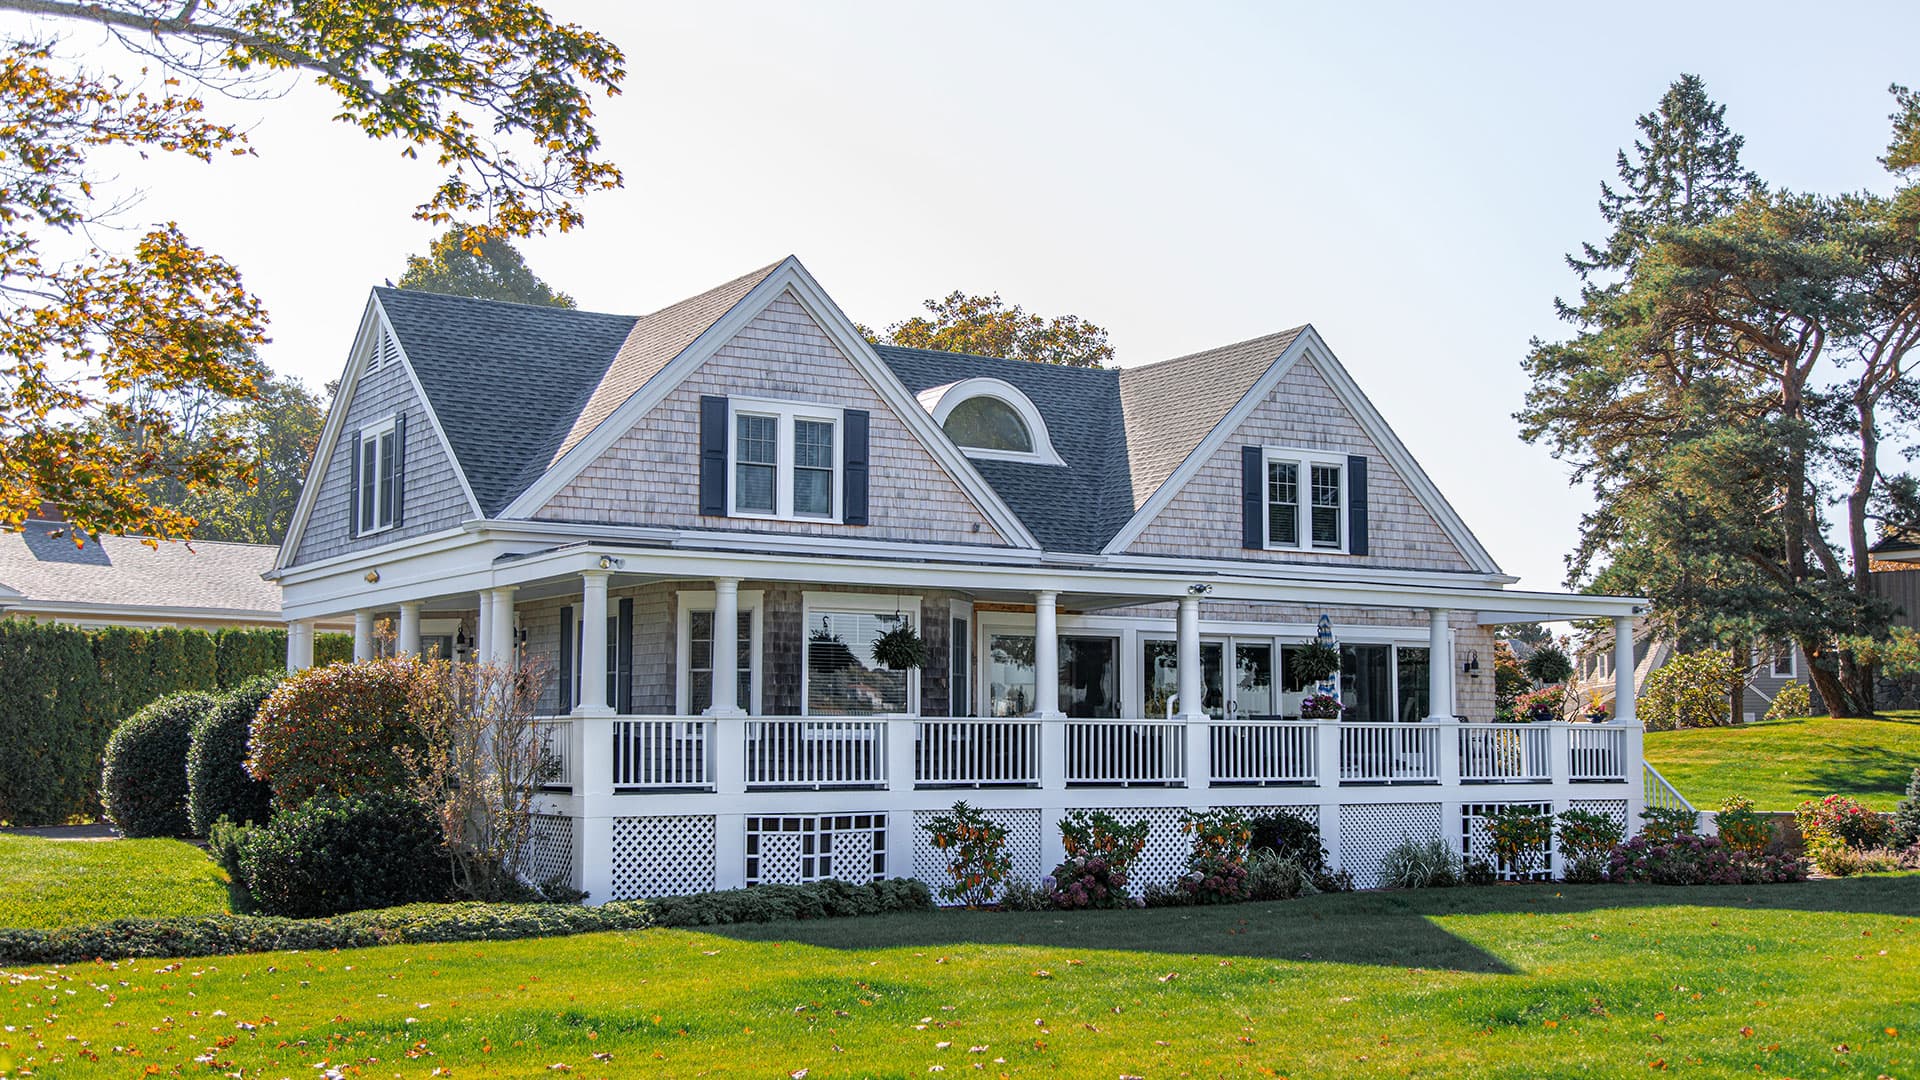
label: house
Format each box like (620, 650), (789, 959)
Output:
(0, 517), (339, 632)
(1573, 619), (1812, 723)
(270, 256), (1648, 896)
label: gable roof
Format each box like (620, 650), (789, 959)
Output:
(374, 288), (638, 515)
(0, 520), (281, 618)
(877, 346), (1133, 553)
(1116, 328), (1304, 509)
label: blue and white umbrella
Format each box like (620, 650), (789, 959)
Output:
(1316, 613), (1338, 697)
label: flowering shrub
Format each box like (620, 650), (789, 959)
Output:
(1795, 794), (1892, 850)
(1639, 650), (1737, 730)
(923, 801), (1011, 907)
(1714, 796), (1773, 854)
(248, 658), (423, 808)
(1810, 844), (1919, 877)
(1298, 692), (1343, 719)
(1637, 804), (1700, 844)
(1175, 808), (1252, 904)
(1763, 681), (1812, 722)
(1046, 810), (1148, 910)
(1509, 686), (1561, 724)
(1483, 804), (1554, 879)
(1555, 808), (1625, 883)
(1608, 833), (1806, 886)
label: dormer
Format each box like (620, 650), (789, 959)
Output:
(918, 377), (1064, 466)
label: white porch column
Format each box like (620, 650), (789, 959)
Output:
(487, 586), (517, 665)
(285, 620), (314, 672)
(1033, 591), (1062, 717)
(396, 602), (422, 657)
(352, 609), (376, 662)
(1612, 616), (1637, 725)
(476, 591), (494, 666)
(577, 571), (613, 715)
(1176, 593), (1204, 721)
(1425, 609), (1452, 720)
(708, 578), (745, 716)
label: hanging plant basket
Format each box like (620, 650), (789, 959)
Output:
(872, 621), (927, 671)
(1288, 640), (1341, 685)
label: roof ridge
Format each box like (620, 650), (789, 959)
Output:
(8, 521), (278, 551)
(372, 285), (634, 322)
(1120, 325), (1309, 377)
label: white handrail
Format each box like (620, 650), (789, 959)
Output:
(1642, 761), (1695, 812)
(1457, 723), (1551, 783)
(1065, 719), (1186, 786)
(611, 718), (714, 790)
(1570, 725), (1630, 781)
(1339, 722), (1441, 783)
(915, 719), (1041, 787)
(1209, 719), (1318, 785)
(745, 719), (888, 789)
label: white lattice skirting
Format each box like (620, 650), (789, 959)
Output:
(1338, 803), (1443, 889)
(1461, 801), (1555, 881)
(610, 815), (718, 900)
(745, 814), (889, 885)
(524, 814), (578, 891)
(912, 808), (1043, 901)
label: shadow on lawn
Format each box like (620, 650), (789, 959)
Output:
(703, 875), (1920, 975)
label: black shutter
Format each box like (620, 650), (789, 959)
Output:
(558, 604), (574, 712)
(1348, 454), (1369, 556)
(1240, 445), (1263, 549)
(616, 597), (634, 713)
(843, 408), (870, 526)
(347, 431), (362, 538)
(699, 395), (728, 516)
(391, 412), (408, 527)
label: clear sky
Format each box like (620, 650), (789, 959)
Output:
(60, 1), (1920, 589)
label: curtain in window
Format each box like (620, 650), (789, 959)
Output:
(806, 610), (909, 715)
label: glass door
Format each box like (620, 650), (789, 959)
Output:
(1060, 635), (1119, 718)
(1143, 638), (1273, 720)
(1229, 641), (1275, 719)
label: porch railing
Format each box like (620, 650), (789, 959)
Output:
(1209, 720), (1318, 785)
(1457, 723), (1551, 783)
(915, 719), (1042, 787)
(535, 718), (574, 790)
(745, 719), (888, 789)
(1339, 722), (1442, 783)
(1065, 720), (1186, 786)
(1570, 725), (1630, 781)
(612, 718), (714, 790)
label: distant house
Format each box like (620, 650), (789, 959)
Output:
(1574, 618), (1809, 722)
(0, 517), (340, 633)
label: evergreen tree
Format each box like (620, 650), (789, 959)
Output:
(397, 225), (576, 308)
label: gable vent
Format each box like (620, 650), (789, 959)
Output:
(368, 326), (401, 372)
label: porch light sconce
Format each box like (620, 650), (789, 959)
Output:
(1187, 583), (1213, 596)
(1463, 650), (1481, 678)
(597, 555), (623, 570)
(363, 570), (380, 584)
(454, 627), (470, 655)
(514, 627), (527, 646)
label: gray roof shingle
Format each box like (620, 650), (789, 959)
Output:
(0, 521), (281, 615)
(1117, 328), (1304, 509)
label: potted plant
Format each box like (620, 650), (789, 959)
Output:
(871, 621), (927, 671)
(1298, 692), (1344, 719)
(1514, 687), (1562, 724)
(1288, 641), (1341, 687)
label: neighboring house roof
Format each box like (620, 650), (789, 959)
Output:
(1117, 328), (1305, 510)
(0, 520), (282, 620)
(877, 346), (1135, 553)
(374, 288), (639, 516)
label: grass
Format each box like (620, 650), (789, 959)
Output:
(0, 834), (229, 930)
(1644, 712), (1920, 811)
(3, 877), (1918, 1078)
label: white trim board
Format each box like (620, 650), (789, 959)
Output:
(1101, 326), (1502, 575)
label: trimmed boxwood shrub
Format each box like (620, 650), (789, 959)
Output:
(235, 792), (450, 917)
(248, 659), (423, 807)
(100, 691), (217, 837)
(0, 879), (933, 964)
(186, 676), (282, 834)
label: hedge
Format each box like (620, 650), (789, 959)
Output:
(186, 676), (282, 834)
(100, 691), (217, 837)
(0, 621), (352, 825)
(0, 879), (934, 964)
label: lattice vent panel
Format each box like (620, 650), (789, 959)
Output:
(1081, 807), (1191, 889)
(745, 814), (888, 885)
(609, 815), (717, 900)
(1222, 804), (1320, 830)
(1337, 802), (1442, 889)
(912, 808), (1044, 897)
(522, 814), (578, 891)
(1461, 802), (1555, 882)
(1569, 799), (1630, 836)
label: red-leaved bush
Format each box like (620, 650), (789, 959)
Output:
(247, 659), (423, 807)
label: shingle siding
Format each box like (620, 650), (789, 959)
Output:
(536, 291), (1011, 546)
(291, 345), (472, 566)
(1124, 357), (1474, 571)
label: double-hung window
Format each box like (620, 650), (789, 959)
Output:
(356, 417), (398, 535)
(1263, 449), (1344, 552)
(728, 399), (841, 521)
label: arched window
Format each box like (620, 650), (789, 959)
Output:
(942, 395), (1033, 453)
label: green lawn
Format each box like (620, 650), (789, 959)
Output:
(3, 878), (1918, 1078)
(1644, 713), (1920, 811)
(0, 834), (229, 930)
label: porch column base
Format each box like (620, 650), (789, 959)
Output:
(713, 813), (746, 890)
(352, 609), (376, 662)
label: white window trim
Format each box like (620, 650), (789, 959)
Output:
(919, 377), (1065, 466)
(675, 588), (765, 715)
(1768, 645), (1796, 679)
(800, 590), (921, 717)
(1262, 447), (1349, 554)
(727, 396), (844, 522)
(356, 415), (398, 536)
